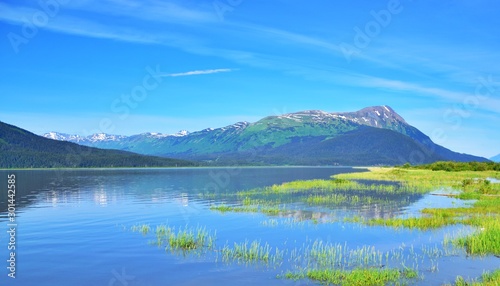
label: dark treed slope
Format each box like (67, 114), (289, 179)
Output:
(0, 121), (196, 168)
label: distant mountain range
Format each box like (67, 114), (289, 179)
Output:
(491, 154), (500, 162)
(0, 121), (195, 168)
(41, 106), (488, 166)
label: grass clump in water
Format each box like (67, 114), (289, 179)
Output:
(368, 214), (458, 230)
(220, 240), (283, 265)
(284, 267), (418, 286)
(453, 217), (500, 256)
(130, 224), (151, 235)
(210, 204), (282, 216)
(446, 269), (500, 286)
(132, 224), (216, 253)
(166, 226), (216, 251)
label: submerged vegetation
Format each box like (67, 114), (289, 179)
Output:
(284, 267), (418, 286)
(131, 224), (216, 252)
(335, 167), (500, 194)
(220, 240), (283, 265)
(130, 162), (500, 285)
(205, 163), (500, 284)
(210, 204), (282, 216)
(445, 269), (500, 286)
(335, 167), (500, 257)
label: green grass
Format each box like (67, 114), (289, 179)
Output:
(131, 224), (216, 252)
(239, 178), (406, 196)
(284, 267), (418, 286)
(129, 167), (500, 285)
(445, 269), (500, 286)
(334, 167), (500, 194)
(335, 168), (500, 257)
(305, 193), (393, 206)
(130, 224), (151, 235)
(453, 218), (500, 256)
(166, 227), (215, 251)
(366, 215), (458, 230)
(220, 240), (283, 265)
(210, 204), (282, 216)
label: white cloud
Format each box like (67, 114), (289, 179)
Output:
(161, 68), (235, 77)
(341, 75), (500, 114)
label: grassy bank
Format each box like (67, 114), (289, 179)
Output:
(334, 167), (500, 194)
(337, 166), (500, 285)
(212, 165), (500, 284)
(335, 168), (500, 254)
(284, 267), (418, 286)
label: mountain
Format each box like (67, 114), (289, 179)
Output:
(491, 154), (500, 162)
(0, 121), (196, 168)
(42, 106), (488, 165)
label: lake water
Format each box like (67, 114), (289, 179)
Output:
(0, 167), (497, 286)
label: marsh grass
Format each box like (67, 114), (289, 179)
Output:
(334, 168), (500, 258)
(131, 224), (151, 235)
(446, 269), (500, 286)
(366, 215), (458, 230)
(334, 168), (500, 194)
(238, 178), (407, 196)
(284, 267), (418, 286)
(210, 204), (282, 216)
(131, 224), (216, 253)
(453, 218), (500, 256)
(130, 167), (500, 285)
(220, 240), (283, 265)
(304, 193), (395, 206)
(166, 227), (216, 251)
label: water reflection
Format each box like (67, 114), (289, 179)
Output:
(0, 167), (359, 213)
(0, 167), (464, 222)
(0, 167), (496, 286)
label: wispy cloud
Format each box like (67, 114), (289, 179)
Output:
(347, 75), (500, 114)
(161, 68), (235, 77)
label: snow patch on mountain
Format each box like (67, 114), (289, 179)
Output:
(173, 130), (190, 137)
(42, 106), (407, 146)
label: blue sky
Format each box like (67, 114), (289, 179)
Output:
(1, 0), (499, 158)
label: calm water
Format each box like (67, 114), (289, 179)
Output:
(0, 167), (497, 286)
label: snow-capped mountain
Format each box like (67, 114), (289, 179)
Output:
(43, 130), (190, 143)
(41, 106), (488, 165)
(44, 131), (84, 142)
(273, 105), (404, 129)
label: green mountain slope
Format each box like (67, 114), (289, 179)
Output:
(173, 127), (448, 166)
(41, 106), (489, 166)
(0, 121), (195, 168)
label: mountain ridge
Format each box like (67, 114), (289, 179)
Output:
(41, 106), (489, 165)
(0, 121), (195, 168)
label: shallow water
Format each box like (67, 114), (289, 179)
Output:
(0, 167), (497, 286)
